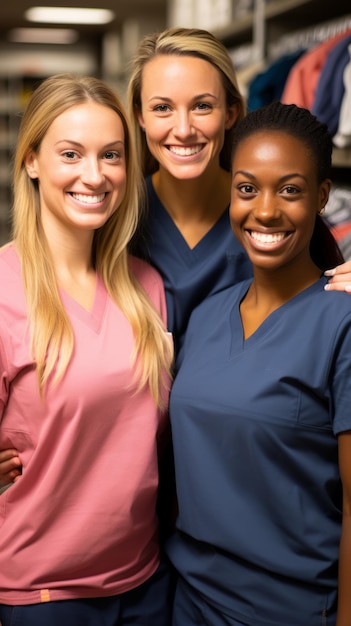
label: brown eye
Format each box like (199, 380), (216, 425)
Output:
(239, 184), (255, 194)
(154, 104), (170, 113)
(282, 185), (300, 195)
(63, 151), (77, 159)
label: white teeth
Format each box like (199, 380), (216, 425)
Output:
(250, 231), (286, 244)
(169, 145), (202, 156)
(72, 193), (105, 204)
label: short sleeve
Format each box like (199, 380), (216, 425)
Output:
(330, 313), (351, 435)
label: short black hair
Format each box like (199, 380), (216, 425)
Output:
(231, 101), (343, 270)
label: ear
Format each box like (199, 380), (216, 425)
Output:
(24, 150), (39, 180)
(136, 110), (146, 132)
(225, 103), (241, 131)
(318, 179), (332, 214)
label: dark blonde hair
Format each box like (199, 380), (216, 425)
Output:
(127, 26), (246, 175)
(12, 73), (173, 405)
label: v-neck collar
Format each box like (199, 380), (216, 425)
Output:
(230, 278), (325, 354)
(59, 273), (107, 333)
(148, 176), (230, 256)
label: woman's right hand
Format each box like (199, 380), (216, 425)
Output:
(0, 449), (22, 486)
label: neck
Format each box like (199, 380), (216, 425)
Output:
(153, 164), (231, 222)
(250, 259), (322, 306)
(44, 227), (97, 311)
(42, 219), (95, 277)
(240, 258), (322, 340)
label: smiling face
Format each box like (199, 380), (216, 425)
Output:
(25, 100), (127, 239)
(230, 130), (330, 274)
(138, 54), (238, 180)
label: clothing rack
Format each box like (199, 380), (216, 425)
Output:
(269, 13), (351, 59)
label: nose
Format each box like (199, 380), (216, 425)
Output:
(80, 157), (105, 187)
(174, 110), (195, 138)
(253, 191), (281, 222)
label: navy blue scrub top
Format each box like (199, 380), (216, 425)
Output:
(134, 176), (252, 356)
(168, 277), (351, 626)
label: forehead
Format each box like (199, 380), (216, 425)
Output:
(45, 101), (124, 139)
(52, 101), (119, 124)
(233, 130), (312, 165)
(141, 53), (224, 93)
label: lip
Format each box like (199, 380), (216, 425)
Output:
(245, 228), (292, 249)
(167, 144), (205, 158)
(70, 192), (107, 205)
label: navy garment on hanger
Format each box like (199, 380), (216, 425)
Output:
(247, 50), (305, 111)
(312, 32), (351, 135)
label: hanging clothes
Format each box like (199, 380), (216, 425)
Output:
(312, 33), (351, 135)
(333, 44), (351, 148)
(246, 49), (305, 111)
(281, 28), (351, 109)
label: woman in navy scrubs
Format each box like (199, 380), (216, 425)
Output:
(168, 101), (351, 626)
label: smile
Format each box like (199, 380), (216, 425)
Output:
(71, 193), (106, 204)
(168, 145), (203, 156)
(250, 231), (287, 244)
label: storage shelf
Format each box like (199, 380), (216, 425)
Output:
(214, 0), (351, 45)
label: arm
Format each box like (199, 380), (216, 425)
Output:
(325, 261), (351, 292)
(0, 449), (22, 487)
(336, 431), (351, 626)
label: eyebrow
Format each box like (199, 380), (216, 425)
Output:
(148, 92), (219, 103)
(55, 139), (124, 148)
(233, 170), (308, 183)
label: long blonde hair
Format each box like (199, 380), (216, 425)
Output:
(12, 73), (173, 406)
(127, 26), (246, 176)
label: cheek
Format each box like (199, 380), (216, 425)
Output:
(143, 115), (167, 139)
(229, 199), (249, 241)
(229, 194), (245, 220)
(40, 161), (73, 185)
(38, 168), (67, 190)
(112, 169), (127, 196)
(294, 203), (316, 228)
(229, 203), (242, 233)
(231, 218), (242, 238)
(204, 114), (227, 141)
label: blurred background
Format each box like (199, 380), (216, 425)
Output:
(1, 0), (351, 253)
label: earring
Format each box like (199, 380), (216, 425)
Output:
(319, 207), (326, 215)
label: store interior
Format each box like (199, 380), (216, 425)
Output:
(1, 0), (351, 254)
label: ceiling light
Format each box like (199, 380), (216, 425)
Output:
(24, 6), (115, 25)
(8, 27), (79, 44)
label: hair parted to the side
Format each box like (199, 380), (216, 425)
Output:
(231, 100), (344, 271)
(127, 26), (245, 176)
(12, 73), (173, 406)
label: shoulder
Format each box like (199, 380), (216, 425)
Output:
(0, 244), (27, 335)
(0, 243), (21, 287)
(314, 277), (351, 316)
(283, 279), (351, 353)
(190, 279), (249, 322)
(0, 242), (19, 267)
(129, 254), (167, 322)
(129, 254), (165, 293)
(145, 175), (163, 213)
(320, 288), (351, 334)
